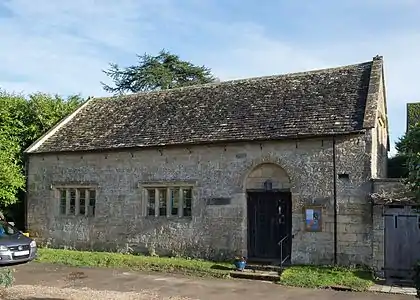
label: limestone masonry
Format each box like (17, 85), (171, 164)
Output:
(25, 56), (390, 272)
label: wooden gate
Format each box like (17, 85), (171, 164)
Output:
(384, 205), (420, 279)
(247, 191), (292, 263)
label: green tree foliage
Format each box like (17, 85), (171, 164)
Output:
(0, 135), (24, 206)
(0, 90), (84, 207)
(396, 122), (420, 200)
(0, 92), (27, 206)
(102, 49), (216, 94)
(387, 154), (409, 178)
(389, 101), (420, 180)
(407, 103), (420, 129)
(22, 93), (83, 150)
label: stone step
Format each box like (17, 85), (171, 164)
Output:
(230, 269), (280, 282)
(245, 263), (283, 272)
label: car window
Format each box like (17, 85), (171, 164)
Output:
(0, 221), (19, 237)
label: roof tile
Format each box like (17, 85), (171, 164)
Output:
(31, 60), (375, 153)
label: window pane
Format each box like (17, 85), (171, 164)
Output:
(60, 190), (67, 215)
(69, 189), (76, 215)
(158, 188), (167, 216)
(79, 189), (86, 215)
(147, 189), (155, 216)
(183, 188), (192, 217)
(170, 188), (179, 216)
(88, 190), (96, 216)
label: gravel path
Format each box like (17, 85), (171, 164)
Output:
(10, 263), (415, 300)
(2, 285), (195, 300)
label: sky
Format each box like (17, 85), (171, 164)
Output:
(0, 0), (419, 155)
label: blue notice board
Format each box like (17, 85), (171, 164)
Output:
(303, 206), (323, 232)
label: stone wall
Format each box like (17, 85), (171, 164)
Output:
(371, 178), (405, 277)
(334, 136), (372, 266)
(27, 133), (373, 265)
(370, 73), (388, 179)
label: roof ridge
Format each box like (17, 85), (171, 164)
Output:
(26, 58), (377, 154)
(94, 60), (373, 101)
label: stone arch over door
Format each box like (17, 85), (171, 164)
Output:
(245, 163), (291, 191)
(244, 163), (293, 262)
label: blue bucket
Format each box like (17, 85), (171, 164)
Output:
(234, 260), (246, 271)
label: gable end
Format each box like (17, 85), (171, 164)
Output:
(24, 97), (94, 154)
(362, 56), (384, 129)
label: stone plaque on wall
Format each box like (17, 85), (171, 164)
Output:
(206, 197), (231, 206)
(235, 153), (247, 159)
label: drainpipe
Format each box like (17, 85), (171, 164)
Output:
(23, 153), (29, 232)
(332, 136), (338, 265)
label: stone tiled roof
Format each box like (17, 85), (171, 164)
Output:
(27, 58), (383, 153)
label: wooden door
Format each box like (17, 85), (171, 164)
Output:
(384, 205), (420, 279)
(247, 191), (292, 261)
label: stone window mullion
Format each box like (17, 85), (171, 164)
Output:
(75, 189), (80, 216)
(144, 189), (148, 216)
(65, 189), (70, 216)
(57, 187), (96, 217)
(140, 184), (193, 218)
(142, 189), (147, 217)
(179, 187), (184, 217)
(154, 188), (159, 217)
(84, 189), (88, 216)
(166, 188), (171, 217)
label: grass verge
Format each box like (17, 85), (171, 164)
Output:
(36, 248), (233, 278)
(37, 249), (375, 290)
(279, 265), (374, 291)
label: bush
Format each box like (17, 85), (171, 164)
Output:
(0, 268), (14, 288)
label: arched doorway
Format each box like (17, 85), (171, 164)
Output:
(245, 163), (292, 263)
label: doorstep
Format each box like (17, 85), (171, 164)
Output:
(368, 283), (416, 296)
(230, 269), (280, 282)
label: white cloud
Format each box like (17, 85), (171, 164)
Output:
(0, 0), (176, 96)
(199, 23), (420, 151)
(196, 22), (327, 80)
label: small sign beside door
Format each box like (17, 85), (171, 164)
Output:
(303, 205), (323, 232)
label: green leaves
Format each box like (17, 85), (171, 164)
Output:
(1, 51), (211, 206)
(0, 267), (14, 288)
(22, 93), (83, 150)
(387, 154), (409, 178)
(0, 90), (85, 207)
(407, 103), (420, 129)
(102, 49), (216, 94)
(0, 134), (24, 206)
(0, 91), (27, 205)
(396, 122), (420, 201)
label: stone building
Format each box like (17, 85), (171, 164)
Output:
(25, 56), (389, 269)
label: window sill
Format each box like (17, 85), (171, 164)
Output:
(58, 215), (95, 219)
(145, 215), (192, 220)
